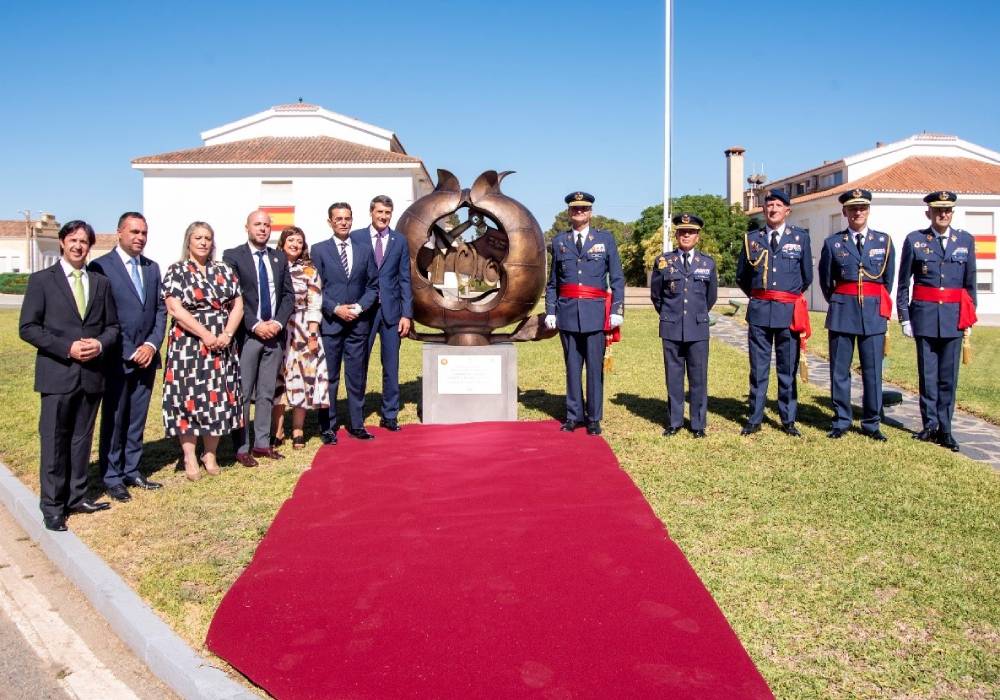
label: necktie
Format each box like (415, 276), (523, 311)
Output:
(683, 252), (690, 273)
(939, 235), (948, 256)
(770, 231), (779, 253)
(129, 257), (145, 303)
(340, 242), (350, 275)
(256, 251), (272, 321)
(375, 232), (385, 268)
(71, 269), (85, 317)
(575, 233), (583, 254)
(855, 233), (864, 256)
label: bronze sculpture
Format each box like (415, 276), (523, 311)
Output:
(398, 169), (555, 345)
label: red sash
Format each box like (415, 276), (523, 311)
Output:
(832, 281), (892, 319)
(558, 283), (621, 344)
(750, 289), (811, 350)
(912, 284), (978, 330)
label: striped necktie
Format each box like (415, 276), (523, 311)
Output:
(340, 241), (350, 275)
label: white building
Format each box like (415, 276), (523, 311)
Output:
(133, 102), (433, 266)
(735, 134), (1000, 314)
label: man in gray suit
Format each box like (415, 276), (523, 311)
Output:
(223, 210), (294, 467)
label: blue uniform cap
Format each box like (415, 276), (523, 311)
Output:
(924, 190), (958, 208)
(764, 189), (790, 206)
(565, 191), (595, 208)
(672, 213), (704, 231)
(838, 188), (872, 206)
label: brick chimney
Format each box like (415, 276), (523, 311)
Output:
(725, 146), (746, 207)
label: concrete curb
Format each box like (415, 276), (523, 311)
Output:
(0, 461), (258, 700)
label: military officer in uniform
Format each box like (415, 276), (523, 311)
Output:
(818, 189), (895, 440)
(736, 189), (813, 436)
(544, 191), (625, 435)
(650, 214), (718, 438)
(896, 190), (977, 452)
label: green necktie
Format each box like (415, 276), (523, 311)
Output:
(71, 269), (85, 317)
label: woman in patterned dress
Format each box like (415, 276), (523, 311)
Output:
(161, 222), (244, 481)
(271, 226), (329, 449)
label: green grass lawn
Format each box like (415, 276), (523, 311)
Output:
(1, 308), (998, 699)
(805, 311), (1000, 426)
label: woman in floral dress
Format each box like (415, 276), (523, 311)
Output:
(161, 222), (244, 480)
(271, 226), (329, 449)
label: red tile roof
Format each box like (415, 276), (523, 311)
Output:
(750, 156), (1000, 211)
(0, 220), (29, 238)
(133, 136), (423, 165)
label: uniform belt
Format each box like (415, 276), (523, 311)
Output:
(749, 289), (811, 350)
(833, 281), (892, 319)
(912, 284), (978, 330)
(558, 283), (621, 344)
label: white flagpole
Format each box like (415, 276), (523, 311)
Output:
(662, 0), (673, 252)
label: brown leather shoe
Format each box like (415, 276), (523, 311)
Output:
(251, 447), (285, 460)
(233, 452), (259, 468)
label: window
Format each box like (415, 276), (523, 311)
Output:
(977, 269), (994, 293)
(829, 213), (842, 234)
(820, 171), (844, 188)
(965, 212), (994, 236)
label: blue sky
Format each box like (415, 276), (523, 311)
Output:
(2, 0), (998, 235)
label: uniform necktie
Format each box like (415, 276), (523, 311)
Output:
(770, 230), (779, 253)
(855, 233), (864, 256)
(575, 233), (583, 254)
(256, 250), (272, 321)
(129, 257), (145, 303)
(683, 252), (690, 273)
(375, 232), (385, 268)
(71, 269), (85, 317)
(938, 235), (948, 256)
(340, 241), (350, 275)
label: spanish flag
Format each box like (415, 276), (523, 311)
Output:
(975, 235), (996, 260)
(261, 206), (294, 232)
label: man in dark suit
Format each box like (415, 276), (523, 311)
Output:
(312, 202), (379, 444)
(543, 191), (625, 436)
(89, 212), (167, 501)
(19, 220), (119, 531)
(896, 190), (977, 452)
(350, 195), (412, 431)
(736, 189), (814, 436)
(818, 189), (895, 441)
(222, 209), (294, 467)
(650, 214), (718, 438)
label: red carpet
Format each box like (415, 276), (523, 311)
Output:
(206, 421), (772, 699)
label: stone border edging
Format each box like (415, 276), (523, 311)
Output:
(0, 461), (259, 700)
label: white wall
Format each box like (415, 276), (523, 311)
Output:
(204, 113), (392, 151)
(140, 168), (428, 267)
(790, 194), (1000, 315)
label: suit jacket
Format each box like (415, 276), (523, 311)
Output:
(19, 263), (120, 394)
(544, 228), (626, 333)
(311, 236), (379, 335)
(222, 244), (295, 337)
(896, 227), (977, 338)
(818, 229), (895, 336)
(737, 225), (813, 329)
(350, 227), (413, 324)
(89, 251), (166, 372)
(650, 249), (718, 342)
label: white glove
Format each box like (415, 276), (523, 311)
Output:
(544, 314), (557, 330)
(964, 327), (972, 338)
(901, 320), (913, 338)
(351, 303), (362, 314)
(609, 314), (624, 329)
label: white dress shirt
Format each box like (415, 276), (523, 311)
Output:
(59, 258), (102, 354)
(334, 236), (354, 277)
(247, 243), (280, 330)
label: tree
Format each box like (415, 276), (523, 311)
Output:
(544, 212), (632, 248)
(622, 204), (664, 285)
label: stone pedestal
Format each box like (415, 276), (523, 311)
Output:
(421, 343), (517, 424)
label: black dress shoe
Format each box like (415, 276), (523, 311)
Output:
(123, 475), (162, 490)
(691, 429), (706, 439)
(348, 428), (375, 440)
(661, 426), (680, 437)
(781, 423), (802, 437)
(67, 500), (111, 515)
(586, 422), (602, 436)
(740, 422), (761, 436)
(827, 427), (847, 439)
(862, 429), (888, 442)
(937, 432), (960, 452)
(379, 418), (401, 432)
(106, 484), (131, 502)
(560, 421), (577, 432)
(44, 515), (67, 532)
(913, 427), (938, 441)
(320, 430), (338, 445)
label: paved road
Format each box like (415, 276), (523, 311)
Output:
(0, 507), (176, 700)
